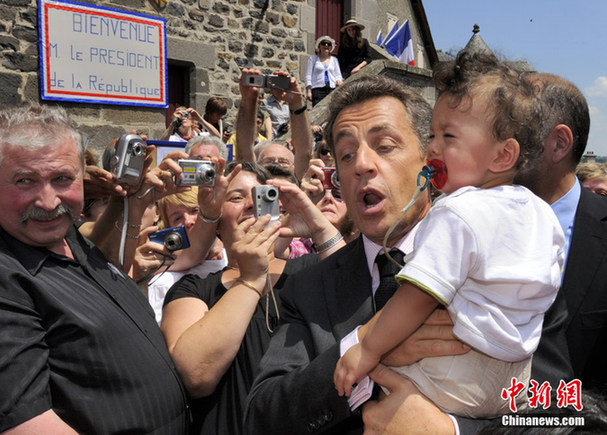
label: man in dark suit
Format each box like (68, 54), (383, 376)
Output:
(244, 75), (470, 434)
(516, 73), (607, 389)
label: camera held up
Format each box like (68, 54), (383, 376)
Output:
(176, 160), (216, 186)
(242, 73), (291, 91)
(110, 134), (147, 186)
(148, 225), (191, 252)
(252, 185), (281, 225)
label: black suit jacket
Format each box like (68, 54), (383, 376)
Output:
(244, 237), (372, 434)
(561, 188), (607, 387)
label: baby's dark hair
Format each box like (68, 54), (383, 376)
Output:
(433, 51), (544, 170)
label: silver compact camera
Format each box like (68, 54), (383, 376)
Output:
(242, 73), (291, 91)
(110, 134), (147, 186)
(148, 225), (190, 252)
(176, 159), (216, 186)
(252, 185), (280, 224)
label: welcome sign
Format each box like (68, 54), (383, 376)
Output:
(38, 0), (167, 107)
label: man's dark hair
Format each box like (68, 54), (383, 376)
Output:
(433, 50), (545, 170)
(265, 163), (300, 186)
(325, 75), (432, 159)
(205, 96), (228, 116)
(528, 73), (590, 164)
(225, 160), (271, 185)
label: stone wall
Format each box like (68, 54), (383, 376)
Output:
(0, 0), (312, 159)
(0, 0), (437, 161)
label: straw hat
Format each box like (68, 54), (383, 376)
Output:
(340, 18), (365, 32)
(315, 35), (336, 52)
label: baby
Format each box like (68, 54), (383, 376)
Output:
(334, 51), (565, 418)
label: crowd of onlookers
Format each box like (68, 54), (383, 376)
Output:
(2, 28), (607, 435)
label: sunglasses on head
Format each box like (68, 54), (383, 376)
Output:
(320, 41), (332, 47)
(319, 148), (331, 156)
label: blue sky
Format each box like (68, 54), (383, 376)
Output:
(423, 0), (607, 157)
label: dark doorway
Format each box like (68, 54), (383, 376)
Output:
(166, 63), (190, 128)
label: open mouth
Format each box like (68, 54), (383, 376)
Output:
(363, 192), (383, 208)
(358, 188), (385, 213)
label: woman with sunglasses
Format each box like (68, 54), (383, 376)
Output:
(305, 36), (343, 107)
(302, 159), (359, 244)
(313, 139), (335, 167)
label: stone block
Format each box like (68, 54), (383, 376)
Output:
(0, 72), (23, 105)
(167, 36), (215, 70)
(12, 25), (37, 43)
(282, 14), (297, 28)
(19, 7), (37, 25)
(23, 72), (39, 102)
(189, 8), (205, 22)
(2, 52), (38, 72)
(0, 5), (17, 21)
(212, 2), (230, 14)
(0, 34), (19, 51)
(208, 14), (224, 27)
(1, 0), (31, 6)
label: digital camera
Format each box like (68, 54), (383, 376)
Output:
(321, 167), (340, 190)
(242, 73), (291, 91)
(110, 134), (147, 186)
(176, 160), (216, 186)
(148, 225), (190, 252)
(252, 185), (280, 224)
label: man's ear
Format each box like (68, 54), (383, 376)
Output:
(547, 124), (574, 164)
(490, 138), (520, 172)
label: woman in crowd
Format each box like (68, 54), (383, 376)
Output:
(161, 106), (220, 142)
(134, 188), (227, 324)
(160, 161), (346, 434)
(305, 36), (343, 106)
(337, 18), (372, 78)
(576, 161), (607, 196)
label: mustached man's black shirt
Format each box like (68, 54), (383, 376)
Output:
(0, 225), (189, 434)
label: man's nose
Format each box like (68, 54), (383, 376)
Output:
(353, 143), (377, 176)
(35, 183), (62, 210)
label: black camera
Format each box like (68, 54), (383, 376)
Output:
(148, 225), (190, 252)
(242, 73), (291, 91)
(110, 134), (147, 186)
(176, 160), (216, 186)
(252, 185), (280, 224)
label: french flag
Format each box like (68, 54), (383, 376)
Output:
(383, 20), (415, 66)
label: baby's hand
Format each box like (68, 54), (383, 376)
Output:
(333, 343), (379, 397)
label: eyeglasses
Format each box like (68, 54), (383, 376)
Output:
(320, 41), (332, 47)
(319, 148), (331, 156)
(260, 157), (294, 167)
(326, 188), (343, 201)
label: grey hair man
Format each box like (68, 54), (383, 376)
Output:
(0, 104), (189, 434)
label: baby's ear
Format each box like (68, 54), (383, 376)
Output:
(491, 138), (519, 172)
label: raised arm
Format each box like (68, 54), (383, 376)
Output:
(235, 68), (262, 163)
(283, 75), (313, 180)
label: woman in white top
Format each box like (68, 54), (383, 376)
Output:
(305, 36), (343, 106)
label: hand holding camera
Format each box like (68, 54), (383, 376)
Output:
(231, 214), (281, 295)
(242, 73), (291, 91)
(176, 160), (216, 186)
(321, 167), (340, 190)
(252, 185), (281, 225)
(110, 134), (148, 187)
(148, 225), (191, 252)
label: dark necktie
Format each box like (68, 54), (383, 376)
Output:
(374, 250), (404, 311)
